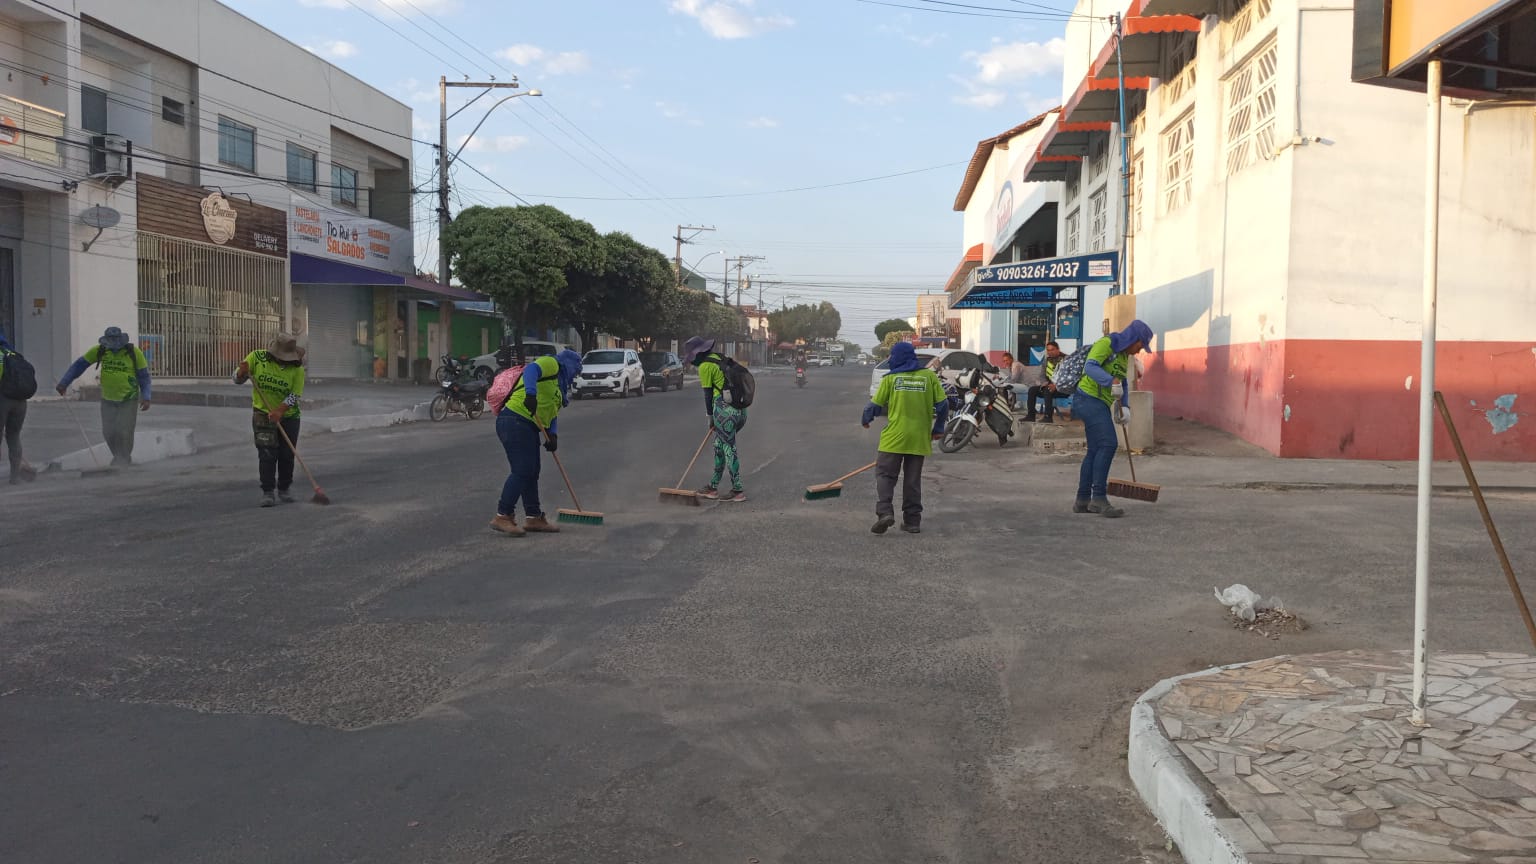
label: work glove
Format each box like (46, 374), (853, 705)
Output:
(1114, 404), (1131, 426)
(140, 401), (151, 412)
(544, 433), (558, 453)
(523, 391), (538, 417)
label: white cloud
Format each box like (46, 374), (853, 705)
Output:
(655, 101), (703, 126)
(497, 43), (591, 76)
(955, 90), (1006, 109)
(456, 134), (530, 153)
(843, 91), (907, 107)
(669, 0), (793, 40)
(300, 0), (458, 12)
(393, 78), (439, 105)
(965, 38), (1066, 85)
(746, 116), (778, 128)
(305, 39), (358, 60)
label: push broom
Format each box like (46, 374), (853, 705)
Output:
(538, 423), (604, 526)
(658, 429), (712, 506)
(251, 387), (330, 505)
(1106, 423), (1159, 503)
(804, 461), (878, 501)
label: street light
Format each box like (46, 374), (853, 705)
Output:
(682, 250), (721, 291)
(438, 85), (542, 287)
(450, 90), (542, 164)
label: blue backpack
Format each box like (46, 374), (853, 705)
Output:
(1050, 345), (1093, 395)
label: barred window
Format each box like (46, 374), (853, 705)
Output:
(1087, 134), (1109, 185)
(1222, 0), (1273, 53)
(1065, 168), (1080, 204)
(1225, 40), (1279, 175)
(1065, 207), (1081, 255)
(1089, 187), (1109, 251)
(1162, 112), (1195, 214)
(1159, 32), (1198, 111)
(1131, 150), (1145, 235)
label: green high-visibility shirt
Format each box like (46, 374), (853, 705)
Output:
(873, 367), (946, 456)
(509, 355), (562, 429)
(245, 350), (305, 418)
(84, 344), (148, 402)
(1077, 336), (1128, 406)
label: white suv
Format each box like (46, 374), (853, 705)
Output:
(575, 348), (645, 399)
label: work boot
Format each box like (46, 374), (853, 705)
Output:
(278, 489), (296, 504)
(260, 491), (277, 508)
(1024, 413), (1037, 423)
(523, 514), (560, 533)
(1088, 500), (1124, 519)
(901, 523), (922, 534)
(871, 515), (895, 534)
(696, 485), (719, 500)
(1072, 499), (1091, 514)
(489, 514), (526, 536)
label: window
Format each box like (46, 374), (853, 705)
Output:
(286, 143), (317, 191)
(1222, 0), (1273, 54)
(1087, 134), (1109, 185)
(1089, 187), (1109, 251)
(1225, 40), (1279, 176)
(218, 116), (256, 172)
(1162, 113), (1195, 214)
(1065, 169), (1080, 204)
(1131, 150), (1145, 235)
(1065, 207), (1081, 254)
(1159, 32), (1198, 111)
(332, 163), (359, 208)
(161, 97), (185, 126)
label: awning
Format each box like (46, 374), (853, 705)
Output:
(1141, 0), (1216, 15)
(1091, 14), (1204, 81)
(943, 243), (986, 304)
(953, 251), (1118, 309)
(290, 253), (486, 302)
(1353, 0), (1536, 98)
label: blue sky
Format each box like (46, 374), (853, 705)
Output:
(223, 0), (1074, 345)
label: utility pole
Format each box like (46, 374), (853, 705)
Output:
(674, 225), (714, 287)
(438, 75), (522, 289)
(725, 255), (765, 308)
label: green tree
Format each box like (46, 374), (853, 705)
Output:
(442, 206), (570, 362)
(874, 318), (913, 343)
(600, 235), (676, 346)
(630, 283), (711, 350)
(521, 206), (607, 353)
(770, 301), (844, 344)
(707, 302), (747, 342)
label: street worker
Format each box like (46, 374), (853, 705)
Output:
(1072, 320), (1153, 518)
(56, 326), (152, 466)
(232, 334), (306, 508)
(862, 341), (948, 535)
(0, 330), (34, 484)
(1024, 341), (1065, 423)
(491, 348), (582, 536)
(684, 336), (747, 503)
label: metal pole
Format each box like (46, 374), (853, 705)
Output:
(1113, 14), (1130, 298)
(1411, 58), (1443, 728)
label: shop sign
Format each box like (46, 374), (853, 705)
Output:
(973, 251), (1119, 288)
(289, 194), (412, 275)
(136, 175), (288, 257)
(200, 191), (237, 245)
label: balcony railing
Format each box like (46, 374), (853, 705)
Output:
(0, 93), (64, 168)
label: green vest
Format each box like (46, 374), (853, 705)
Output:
(509, 355), (562, 428)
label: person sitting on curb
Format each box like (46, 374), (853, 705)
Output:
(684, 336), (748, 503)
(233, 334), (305, 508)
(863, 341), (948, 535)
(0, 330), (34, 484)
(1072, 320), (1153, 518)
(1024, 341), (1064, 423)
(56, 326), (152, 466)
(491, 348), (582, 536)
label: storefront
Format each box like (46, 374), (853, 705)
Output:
(953, 252), (1119, 362)
(135, 174), (289, 379)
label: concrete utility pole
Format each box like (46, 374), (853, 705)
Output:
(724, 255), (765, 308)
(438, 76), (524, 289)
(674, 225), (714, 287)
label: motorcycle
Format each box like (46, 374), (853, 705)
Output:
(795, 366), (807, 388)
(430, 376), (489, 421)
(940, 369), (1016, 452)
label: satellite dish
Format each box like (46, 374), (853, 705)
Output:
(79, 205), (121, 252)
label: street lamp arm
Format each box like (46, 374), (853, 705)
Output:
(449, 90), (542, 165)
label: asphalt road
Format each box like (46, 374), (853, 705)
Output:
(5, 365), (1536, 863)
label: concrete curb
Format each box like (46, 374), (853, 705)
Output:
(310, 401), (434, 433)
(1128, 659), (1290, 864)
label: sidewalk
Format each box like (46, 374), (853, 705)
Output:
(1132, 650), (1536, 864)
(6, 381), (439, 476)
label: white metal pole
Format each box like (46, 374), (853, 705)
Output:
(1411, 59), (1443, 727)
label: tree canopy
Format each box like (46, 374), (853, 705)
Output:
(874, 318), (914, 343)
(769, 301), (843, 345)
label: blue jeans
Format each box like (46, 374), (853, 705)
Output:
(1076, 395), (1119, 501)
(496, 411), (543, 518)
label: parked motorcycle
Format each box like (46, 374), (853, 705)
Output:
(430, 377), (489, 421)
(940, 369), (1016, 452)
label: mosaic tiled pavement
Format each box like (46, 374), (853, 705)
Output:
(1153, 650), (1536, 863)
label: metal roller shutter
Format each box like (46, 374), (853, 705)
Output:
(303, 286), (365, 378)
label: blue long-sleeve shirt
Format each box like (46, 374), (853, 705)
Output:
(1083, 357), (1127, 407)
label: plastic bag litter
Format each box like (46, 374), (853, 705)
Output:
(1213, 584), (1284, 623)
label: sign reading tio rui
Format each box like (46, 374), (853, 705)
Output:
(288, 193), (412, 275)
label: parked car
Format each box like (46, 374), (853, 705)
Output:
(575, 348), (646, 398)
(466, 339), (567, 381)
(868, 348), (995, 398)
(640, 350), (685, 391)
(815, 354), (834, 367)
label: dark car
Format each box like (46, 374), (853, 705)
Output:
(640, 351), (685, 391)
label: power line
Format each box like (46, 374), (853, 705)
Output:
(450, 156), (533, 206)
(336, 0), (470, 77)
(454, 160), (967, 202)
(853, 0), (1092, 20)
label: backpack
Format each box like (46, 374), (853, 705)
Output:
(94, 344), (141, 369)
(720, 356), (755, 408)
(487, 364), (525, 415)
(1050, 344), (1094, 395)
(0, 349), (37, 400)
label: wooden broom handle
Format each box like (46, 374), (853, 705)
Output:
(831, 461), (879, 485)
(1119, 422), (1138, 483)
(677, 429), (713, 487)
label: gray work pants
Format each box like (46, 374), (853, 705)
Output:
(0, 394), (24, 471)
(875, 451), (925, 527)
(101, 398), (139, 465)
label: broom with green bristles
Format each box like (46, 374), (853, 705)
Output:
(804, 461), (878, 501)
(538, 424), (604, 526)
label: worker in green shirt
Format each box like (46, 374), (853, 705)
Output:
(684, 336), (747, 503)
(232, 334), (306, 507)
(56, 326), (152, 466)
(1073, 320), (1153, 518)
(862, 341), (949, 534)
